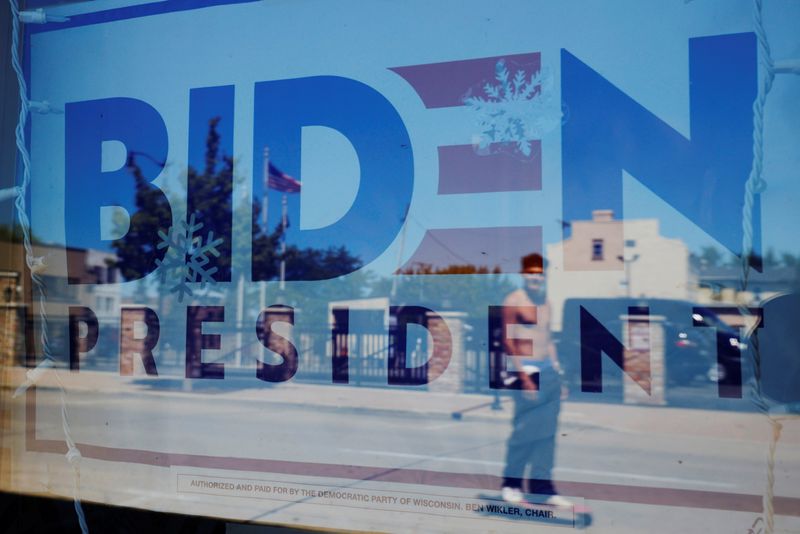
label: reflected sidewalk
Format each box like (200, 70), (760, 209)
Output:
(8, 367), (795, 444)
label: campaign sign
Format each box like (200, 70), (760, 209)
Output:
(6, 0), (800, 532)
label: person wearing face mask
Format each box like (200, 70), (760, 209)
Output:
(500, 253), (571, 508)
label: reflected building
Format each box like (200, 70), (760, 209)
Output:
(696, 263), (796, 306)
(0, 238), (121, 366)
(547, 209), (694, 331)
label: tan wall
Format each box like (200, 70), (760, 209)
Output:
(563, 217), (624, 271)
(547, 214), (691, 331)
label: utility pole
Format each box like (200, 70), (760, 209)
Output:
(617, 252), (640, 297)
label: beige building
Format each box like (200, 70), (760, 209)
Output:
(0, 239), (122, 365)
(547, 210), (695, 331)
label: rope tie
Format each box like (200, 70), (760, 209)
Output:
(740, 1), (799, 532)
(7, 1), (88, 532)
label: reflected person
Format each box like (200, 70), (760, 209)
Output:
(500, 253), (571, 507)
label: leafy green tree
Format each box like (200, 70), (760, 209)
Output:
(111, 117), (362, 300)
(781, 253), (798, 268)
(111, 154), (173, 282)
(697, 245), (723, 267)
(0, 223), (42, 245)
(764, 248), (779, 268)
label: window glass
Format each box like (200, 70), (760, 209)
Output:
(591, 239), (604, 261)
(1, 1), (799, 532)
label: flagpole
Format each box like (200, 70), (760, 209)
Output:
(260, 146), (269, 311)
(262, 147), (270, 228)
(280, 193), (287, 291)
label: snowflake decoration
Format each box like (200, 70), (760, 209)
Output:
(464, 60), (561, 156)
(155, 213), (223, 302)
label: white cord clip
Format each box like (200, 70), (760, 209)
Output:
(19, 8), (69, 24)
(13, 358), (55, 398)
(29, 100), (63, 114)
(773, 59), (800, 76)
(0, 186), (20, 202)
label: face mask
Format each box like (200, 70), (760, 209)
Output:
(522, 275), (546, 304)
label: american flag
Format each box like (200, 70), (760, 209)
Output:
(267, 162), (301, 193)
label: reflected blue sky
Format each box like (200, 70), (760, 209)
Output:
(6, 6), (800, 529)
(20, 0), (800, 279)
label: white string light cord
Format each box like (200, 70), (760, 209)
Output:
(6, 1), (88, 533)
(740, 1), (800, 533)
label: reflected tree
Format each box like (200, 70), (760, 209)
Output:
(112, 117), (362, 292)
